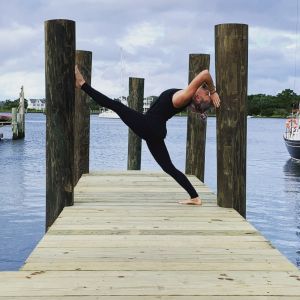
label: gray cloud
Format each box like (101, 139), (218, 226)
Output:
(0, 0), (300, 100)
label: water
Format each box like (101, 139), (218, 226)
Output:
(0, 113), (299, 270)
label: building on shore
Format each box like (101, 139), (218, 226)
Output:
(27, 99), (46, 112)
(143, 96), (156, 113)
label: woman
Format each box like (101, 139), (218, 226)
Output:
(75, 65), (221, 205)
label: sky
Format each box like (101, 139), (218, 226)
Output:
(0, 0), (300, 100)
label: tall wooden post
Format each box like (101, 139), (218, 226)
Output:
(185, 54), (210, 182)
(74, 50), (92, 186)
(45, 19), (75, 230)
(127, 77), (144, 170)
(215, 23), (248, 217)
(11, 86), (25, 140)
(17, 86), (25, 138)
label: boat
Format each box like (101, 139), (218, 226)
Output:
(98, 96), (127, 119)
(98, 107), (120, 119)
(0, 114), (12, 122)
(0, 114), (12, 127)
(283, 105), (300, 160)
(283, 3), (300, 160)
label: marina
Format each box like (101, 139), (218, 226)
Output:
(1, 16), (300, 298)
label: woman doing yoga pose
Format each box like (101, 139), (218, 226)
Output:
(75, 65), (220, 205)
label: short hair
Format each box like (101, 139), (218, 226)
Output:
(200, 82), (208, 89)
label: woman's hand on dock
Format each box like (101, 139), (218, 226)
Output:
(75, 65), (86, 88)
(210, 92), (221, 108)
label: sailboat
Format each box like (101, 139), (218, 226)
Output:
(283, 0), (300, 160)
(99, 48), (127, 119)
(98, 96), (128, 119)
(283, 105), (300, 160)
(98, 107), (120, 119)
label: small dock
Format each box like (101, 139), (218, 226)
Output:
(0, 121), (12, 127)
(0, 121), (11, 140)
(0, 171), (300, 298)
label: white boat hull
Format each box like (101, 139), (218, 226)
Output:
(98, 110), (120, 119)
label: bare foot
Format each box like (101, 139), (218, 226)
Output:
(75, 65), (86, 88)
(178, 196), (202, 205)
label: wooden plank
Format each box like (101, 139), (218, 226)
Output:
(46, 229), (260, 236)
(32, 234), (269, 243)
(2, 297), (300, 300)
(35, 239), (273, 249)
(0, 271), (300, 296)
(54, 217), (250, 223)
(22, 260), (297, 272)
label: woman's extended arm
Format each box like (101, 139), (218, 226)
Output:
(172, 69), (219, 108)
(187, 69), (216, 95)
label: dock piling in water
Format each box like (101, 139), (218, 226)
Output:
(185, 54), (210, 182)
(74, 50), (92, 186)
(45, 19), (76, 230)
(215, 23), (248, 217)
(11, 107), (18, 139)
(127, 77), (144, 170)
(11, 86), (25, 140)
(17, 86), (25, 138)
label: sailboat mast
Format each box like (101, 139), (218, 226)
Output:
(120, 47), (126, 102)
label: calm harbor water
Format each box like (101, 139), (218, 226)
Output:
(0, 113), (300, 270)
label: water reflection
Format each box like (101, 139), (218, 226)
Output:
(283, 158), (300, 267)
(283, 158), (300, 177)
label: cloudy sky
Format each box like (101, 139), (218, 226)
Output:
(0, 0), (300, 100)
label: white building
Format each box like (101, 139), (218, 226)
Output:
(28, 99), (46, 111)
(143, 96), (156, 113)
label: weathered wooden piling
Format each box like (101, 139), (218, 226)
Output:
(215, 23), (248, 217)
(45, 19), (76, 230)
(74, 50), (92, 186)
(11, 86), (25, 140)
(17, 86), (25, 138)
(127, 77), (144, 170)
(185, 54), (210, 182)
(11, 107), (18, 139)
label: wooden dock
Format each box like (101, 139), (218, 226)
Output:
(1, 171), (300, 298)
(0, 121), (11, 127)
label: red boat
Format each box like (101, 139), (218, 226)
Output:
(0, 114), (12, 128)
(0, 114), (12, 122)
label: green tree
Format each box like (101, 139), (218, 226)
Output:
(276, 89), (299, 110)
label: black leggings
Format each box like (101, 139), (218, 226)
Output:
(81, 83), (199, 199)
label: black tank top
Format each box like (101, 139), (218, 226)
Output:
(145, 88), (189, 121)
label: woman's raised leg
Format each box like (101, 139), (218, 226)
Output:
(81, 83), (151, 140)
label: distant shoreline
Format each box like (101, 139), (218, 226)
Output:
(0, 110), (288, 119)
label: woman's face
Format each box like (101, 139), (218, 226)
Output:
(193, 85), (211, 102)
(192, 86), (212, 113)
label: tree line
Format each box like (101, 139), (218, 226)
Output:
(247, 89), (300, 117)
(1, 89), (299, 117)
(0, 99), (27, 112)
